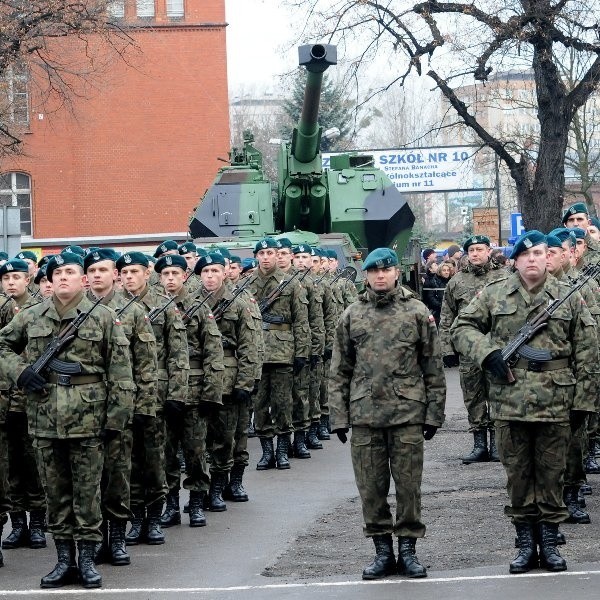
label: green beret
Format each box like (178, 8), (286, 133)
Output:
(548, 228), (574, 246)
(178, 242), (197, 255)
(83, 248), (117, 272)
(326, 249), (338, 259)
(196, 247), (208, 258)
(154, 254), (187, 273)
(230, 255), (242, 264)
(509, 230), (546, 259)
(194, 252), (226, 274)
(591, 217), (600, 229)
(0, 259), (30, 277)
(145, 254), (155, 264)
(546, 235), (563, 249)
(241, 258), (257, 274)
(562, 202), (588, 224)
(37, 254), (53, 268)
(116, 252), (149, 271)
(0, 252), (8, 262)
(463, 235), (490, 251)
(86, 246), (101, 255)
(571, 227), (586, 239)
(362, 247), (399, 271)
(62, 245), (85, 257)
(293, 244), (312, 255)
(34, 264), (48, 285)
(211, 246), (232, 260)
(253, 238), (278, 254)
(153, 240), (179, 258)
(276, 238), (293, 249)
(47, 252), (84, 282)
(15, 250), (38, 262)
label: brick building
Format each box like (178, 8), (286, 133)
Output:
(0, 0), (229, 253)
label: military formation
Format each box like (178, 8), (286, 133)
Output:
(0, 237), (357, 589)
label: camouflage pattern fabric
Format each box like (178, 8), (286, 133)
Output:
(564, 415), (587, 487)
(459, 360), (492, 432)
(292, 363), (310, 431)
(254, 364), (294, 438)
(209, 402), (250, 473)
(308, 359), (323, 423)
(100, 428), (133, 521)
(0, 426), (10, 519)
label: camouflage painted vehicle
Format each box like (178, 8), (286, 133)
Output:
(188, 43), (416, 281)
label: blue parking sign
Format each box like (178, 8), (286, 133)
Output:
(510, 213), (524, 239)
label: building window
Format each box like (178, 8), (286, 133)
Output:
(136, 0), (155, 18)
(1, 64), (29, 127)
(0, 172), (32, 236)
(166, 0), (184, 17)
(108, 0), (125, 18)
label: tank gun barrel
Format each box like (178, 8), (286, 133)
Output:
(292, 44), (337, 163)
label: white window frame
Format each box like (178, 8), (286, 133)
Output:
(136, 0), (155, 18)
(166, 0), (184, 17)
(0, 172), (32, 237)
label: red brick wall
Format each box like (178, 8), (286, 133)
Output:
(2, 0), (229, 240)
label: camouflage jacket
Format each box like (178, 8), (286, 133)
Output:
(0, 293), (135, 438)
(176, 286), (224, 406)
(319, 279), (338, 351)
(91, 289), (158, 417)
(238, 284), (265, 380)
(136, 285), (189, 404)
(337, 276), (358, 309)
(207, 284), (260, 398)
(439, 259), (509, 355)
(248, 267), (310, 364)
(450, 272), (598, 422)
(329, 285), (446, 430)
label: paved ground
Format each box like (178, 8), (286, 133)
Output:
(0, 368), (598, 599)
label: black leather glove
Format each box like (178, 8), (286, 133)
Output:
(6, 410), (28, 433)
(333, 428), (349, 444)
(323, 347), (333, 362)
(17, 367), (47, 393)
(100, 429), (120, 442)
(132, 413), (155, 431)
(423, 424), (438, 440)
(482, 350), (510, 380)
(570, 410), (588, 432)
(443, 354), (460, 368)
(293, 357), (307, 375)
(197, 401), (219, 419)
(233, 388), (251, 405)
(310, 354), (320, 370)
(164, 399), (186, 422)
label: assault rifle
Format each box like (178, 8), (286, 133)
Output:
(501, 262), (600, 382)
(31, 295), (104, 376)
(148, 294), (178, 323)
(181, 291), (214, 323)
(115, 294), (139, 318)
(315, 266), (357, 286)
(212, 281), (254, 320)
(258, 271), (301, 314)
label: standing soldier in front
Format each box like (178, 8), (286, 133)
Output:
(439, 235), (508, 463)
(0, 252), (135, 589)
(451, 231), (598, 574)
(329, 248), (446, 580)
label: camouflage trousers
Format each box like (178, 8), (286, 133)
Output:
(459, 358), (492, 431)
(292, 364), (310, 431)
(6, 411), (46, 512)
(565, 414), (587, 487)
(33, 437), (104, 542)
(100, 428), (133, 521)
(308, 359), (323, 422)
(588, 412), (599, 439)
(165, 405), (210, 494)
(495, 420), (570, 524)
(208, 400), (250, 474)
(0, 425), (10, 518)
(130, 413), (167, 511)
(255, 364), (294, 438)
(319, 357), (331, 417)
(351, 424), (426, 538)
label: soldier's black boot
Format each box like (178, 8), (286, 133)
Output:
(276, 435), (291, 470)
(578, 487), (586, 509)
(509, 523), (538, 574)
(293, 430), (311, 459)
(580, 482), (592, 495)
(397, 537), (427, 578)
(488, 429), (500, 462)
(223, 464), (249, 502)
(208, 473), (228, 512)
(306, 421), (323, 449)
(125, 506), (145, 546)
(538, 523), (567, 572)
(145, 502), (165, 544)
(317, 415), (330, 440)
(564, 486), (590, 524)
(362, 534), (396, 580)
(109, 520), (130, 566)
(584, 440), (600, 474)
(77, 540), (102, 588)
(188, 491), (207, 527)
(29, 510), (47, 549)
(160, 492), (181, 527)
(40, 539), (77, 588)
(2, 511), (29, 549)
(462, 430), (489, 464)
(256, 437), (276, 470)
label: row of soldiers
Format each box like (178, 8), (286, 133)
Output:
(0, 236), (357, 589)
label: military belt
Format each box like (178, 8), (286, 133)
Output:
(514, 358), (570, 372)
(47, 373), (105, 386)
(262, 323), (291, 331)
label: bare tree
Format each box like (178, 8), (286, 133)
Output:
(287, 0), (600, 231)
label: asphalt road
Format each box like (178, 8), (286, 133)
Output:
(1, 369), (599, 599)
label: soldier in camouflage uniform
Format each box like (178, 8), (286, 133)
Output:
(439, 235), (509, 464)
(451, 231), (598, 574)
(0, 251), (135, 589)
(156, 254), (224, 527)
(196, 253), (259, 506)
(248, 237), (310, 470)
(178, 242), (202, 294)
(228, 255), (243, 285)
(0, 259), (46, 553)
(84, 249), (158, 565)
(329, 247), (446, 580)
(117, 252), (188, 546)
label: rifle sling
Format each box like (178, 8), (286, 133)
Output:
(513, 358), (570, 372)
